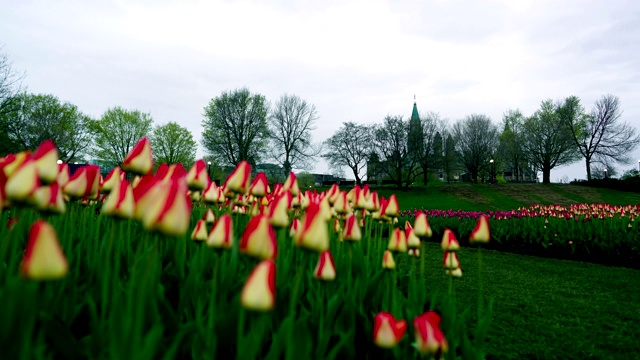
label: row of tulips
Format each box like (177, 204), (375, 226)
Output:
(399, 205), (640, 267)
(1, 138), (493, 359)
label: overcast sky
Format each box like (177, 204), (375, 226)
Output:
(2, 0), (640, 181)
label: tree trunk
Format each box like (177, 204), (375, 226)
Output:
(471, 170), (478, 183)
(585, 158), (592, 181)
(422, 165), (428, 185)
(542, 168), (551, 184)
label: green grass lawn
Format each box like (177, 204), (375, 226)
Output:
(372, 183), (640, 211)
(413, 242), (640, 359)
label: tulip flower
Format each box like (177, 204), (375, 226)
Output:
(101, 167), (122, 194)
(122, 137), (154, 175)
(56, 163), (70, 187)
(289, 217), (300, 238)
(132, 174), (159, 221)
(333, 191), (351, 214)
(250, 172), (269, 198)
(1, 151), (30, 178)
(141, 179), (192, 237)
(20, 220), (68, 280)
(342, 214), (362, 242)
(373, 312), (407, 348)
(446, 267), (463, 278)
(191, 219), (208, 241)
(387, 227), (407, 253)
(31, 140), (59, 184)
(240, 260), (276, 312)
(470, 215), (490, 244)
(269, 191), (291, 228)
(406, 227), (421, 249)
(408, 248), (421, 257)
(413, 212), (432, 238)
(5, 158), (40, 202)
(413, 311), (448, 357)
(384, 194), (400, 218)
(294, 201), (330, 252)
(382, 250), (396, 269)
(63, 164), (101, 199)
(203, 208), (216, 224)
(224, 160), (251, 195)
(313, 251), (336, 281)
(239, 215), (278, 260)
(186, 159), (209, 191)
(206, 214), (234, 249)
(101, 179), (135, 219)
(31, 182), (66, 214)
(156, 163), (187, 182)
(441, 229), (460, 252)
(443, 251), (460, 270)
(323, 183), (337, 204)
(283, 172), (300, 197)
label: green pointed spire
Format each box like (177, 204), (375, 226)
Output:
(411, 98), (419, 121)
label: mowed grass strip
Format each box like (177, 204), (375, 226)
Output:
(412, 242), (640, 359)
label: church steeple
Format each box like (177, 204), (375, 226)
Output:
(411, 95), (419, 121)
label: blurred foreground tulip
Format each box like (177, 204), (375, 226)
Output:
(20, 220), (68, 280)
(443, 252), (460, 270)
(122, 137), (154, 175)
(382, 250), (396, 269)
(313, 251), (336, 281)
(101, 167), (122, 194)
(5, 159), (40, 202)
(373, 312), (407, 349)
(413, 212), (432, 238)
(191, 219), (208, 241)
(206, 214), (234, 249)
(101, 179), (135, 219)
(240, 215), (277, 260)
(470, 215), (490, 244)
(63, 165), (100, 199)
(441, 229), (460, 251)
(294, 201), (329, 252)
(388, 228), (407, 253)
(31, 183), (66, 214)
(249, 172), (268, 198)
(283, 172), (299, 197)
(186, 160), (209, 191)
(141, 179), (192, 237)
(240, 260), (276, 312)
(224, 160), (251, 195)
(342, 214), (361, 242)
(31, 140), (59, 184)
(413, 311), (448, 357)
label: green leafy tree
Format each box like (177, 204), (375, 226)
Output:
(268, 94), (321, 176)
(0, 93), (92, 160)
(88, 107), (153, 166)
(522, 99), (580, 184)
(452, 114), (499, 183)
(150, 122), (196, 168)
(201, 88), (269, 167)
(323, 122), (373, 186)
(563, 94), (640, 180)
(296, 171), (316, 189)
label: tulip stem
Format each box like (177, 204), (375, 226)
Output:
(237, 308), (246, 358)
(478, 246), (484, 320)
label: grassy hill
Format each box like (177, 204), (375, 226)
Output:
(371, 183), (640, 211)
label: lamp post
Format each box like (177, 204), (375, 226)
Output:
(638, 159), (639, 171)
(56, 159), (63, 165)
(207, 161), (212, 180)
(604, 168), (608, 179)
(489, 159), (495, 183)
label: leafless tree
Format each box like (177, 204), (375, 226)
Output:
(418, 112), (446, 184)
(322, 122), (373, 185)
(373, 115), (416, 188)
(268, 94), (321, 177)
(564, 94), (640, 180)
(0, 47), (24, 116)
(452, 114), (499, 182)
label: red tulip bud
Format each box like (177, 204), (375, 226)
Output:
(342, 214), (362, 242)
(186, 159), (209, 191)
(224, 161), (251, 195)
(413, 311), (448, 356)
(191, 219), (208, 241)
(122, 137), (154, 175)
(441, 229), (460, 252)
(63, 165), (100, 199)
(239, 215), (277, 260)
(313, 251), (336, 281)
(470, 215), (490, 243)
(373, 312), (406, 348)
(102, 179), (135, 219)
(206, 214), (234, 249)
(31, 140), (59, 184)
